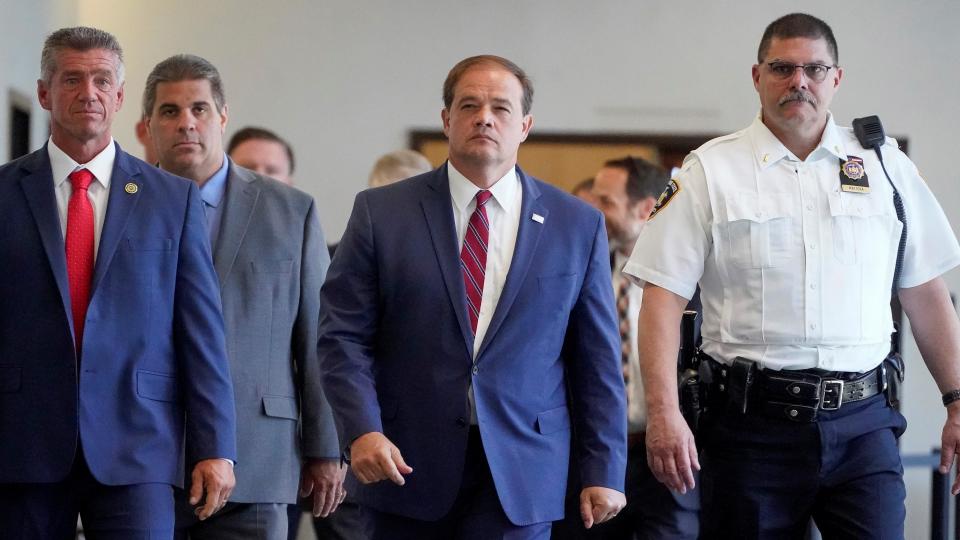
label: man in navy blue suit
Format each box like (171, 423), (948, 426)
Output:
(318, 55), (628, 539)
(0, 27), (237, 538)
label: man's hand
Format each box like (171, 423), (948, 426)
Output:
(941, 402), (960, 495)
(579, 486), (626, 529)
(300, 458), (348, 517)
(189, 459), (236, 520)
(350, 432), (412, 485)
(645, 408), (700, 493)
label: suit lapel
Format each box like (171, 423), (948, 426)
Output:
(213, 161), (259, 288)
(420, 166), (475, 357)
(18, 147), (74, 329)
(90, 145), (142, 297)
(476, 167), (547, 359)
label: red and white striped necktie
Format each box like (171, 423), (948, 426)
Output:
(460, 190), (492, 334)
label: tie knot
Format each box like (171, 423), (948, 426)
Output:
(475, 190), (492, 207)
(68, 169), (95, 191)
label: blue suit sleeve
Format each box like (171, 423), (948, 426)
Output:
(317, 192), (383, 453)
(565, 212), (628, 492)
(176, 181), (238, 464)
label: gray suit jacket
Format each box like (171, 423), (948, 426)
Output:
(215, 161), (337, 503)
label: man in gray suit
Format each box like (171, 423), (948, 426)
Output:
(144, 54), (345, 539)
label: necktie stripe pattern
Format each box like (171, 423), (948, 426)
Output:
(616, 279), (631, 388)
(66, 168), (95, 354)
(460, 190), (492, 334)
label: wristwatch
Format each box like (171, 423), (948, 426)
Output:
(941, 389), (960, 407)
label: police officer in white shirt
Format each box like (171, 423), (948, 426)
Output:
(623, 13), (960, 538)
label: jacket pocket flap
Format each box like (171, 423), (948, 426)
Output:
(136, 370), (178, 402)
(0, 366), (21, 393)
(252, 259), (294, 274)
(124, 238), (173, 251)
(535, 406), (571, 435)
(263, 395), (299, 420)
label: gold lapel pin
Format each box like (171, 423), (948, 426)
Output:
(124, 183), (138, 194)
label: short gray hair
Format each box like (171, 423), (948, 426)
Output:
(143, 54), (226, 118)
(40, 26), (124, 84)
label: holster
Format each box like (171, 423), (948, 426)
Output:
(883, 351), (905, 409)
(727, 357), (758, 414)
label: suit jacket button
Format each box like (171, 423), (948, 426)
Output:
(456, 417), (467, 427)
(472, 365), (479, 375)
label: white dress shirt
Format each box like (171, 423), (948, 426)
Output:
(448, 162), (523, 357)
(623, 113), (960, 372)
(448, 162), (522, 422)
(48, 137), (116, 259)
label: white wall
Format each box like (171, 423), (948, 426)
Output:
(9, 0), (960, 536)
(0, 0), (76, 159)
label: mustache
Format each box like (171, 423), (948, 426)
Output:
(779, 91), (817, 107)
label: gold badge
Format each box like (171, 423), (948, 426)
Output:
(124, 183), (138, 194)
(839, 156), (870, 193)
(841, 159), (865, 181)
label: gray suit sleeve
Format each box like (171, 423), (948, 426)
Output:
(295, 199), (340, 458)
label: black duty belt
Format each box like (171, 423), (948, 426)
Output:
(706, 357), (885, 422)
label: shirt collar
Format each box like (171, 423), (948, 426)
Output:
(447, 161), (520, 214)
(48, 137), (116, 190)
(199, 154), (230, 209)
(750, 111), (847, 169)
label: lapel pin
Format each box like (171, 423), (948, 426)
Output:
(124, 183), (138, 194)
(531, 213), (544, 224)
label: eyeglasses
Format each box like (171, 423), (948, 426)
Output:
(766, 61), (835, 83)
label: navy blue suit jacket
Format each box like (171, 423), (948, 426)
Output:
(318, 165), (627, 525)
(0, 144), (236, 486)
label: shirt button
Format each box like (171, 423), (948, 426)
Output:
(809, 243), (817, 250)
(810, 283), (817, 290)
(810, 323), (817, 330)
(806, 204), (814, 211)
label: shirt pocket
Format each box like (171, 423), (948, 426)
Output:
(827, 193), (899, 266)
(722, 192), (796, 269)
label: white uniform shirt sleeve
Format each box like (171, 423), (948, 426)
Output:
(622, 156), (711, 301)
(885, 143), (960, 288)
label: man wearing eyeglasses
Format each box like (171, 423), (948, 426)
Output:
(624, 12), (960, 538)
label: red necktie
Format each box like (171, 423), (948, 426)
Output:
(460, 190), (492, 334)
(66, 168), (95, 353)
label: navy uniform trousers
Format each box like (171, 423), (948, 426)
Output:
(699, 393), (906, 539)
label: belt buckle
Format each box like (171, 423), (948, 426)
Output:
(820, 379), (844, 410)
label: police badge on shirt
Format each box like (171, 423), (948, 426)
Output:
(839, 155), (870, 193)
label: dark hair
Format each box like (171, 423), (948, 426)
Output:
(443, 55), (534, 115)
(143, 54), (226, 118)
(603, 156), (669, 204)
(227, 126), (295, 174)
(758, 13), (838, 65)
(41, 26), (124, 83)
